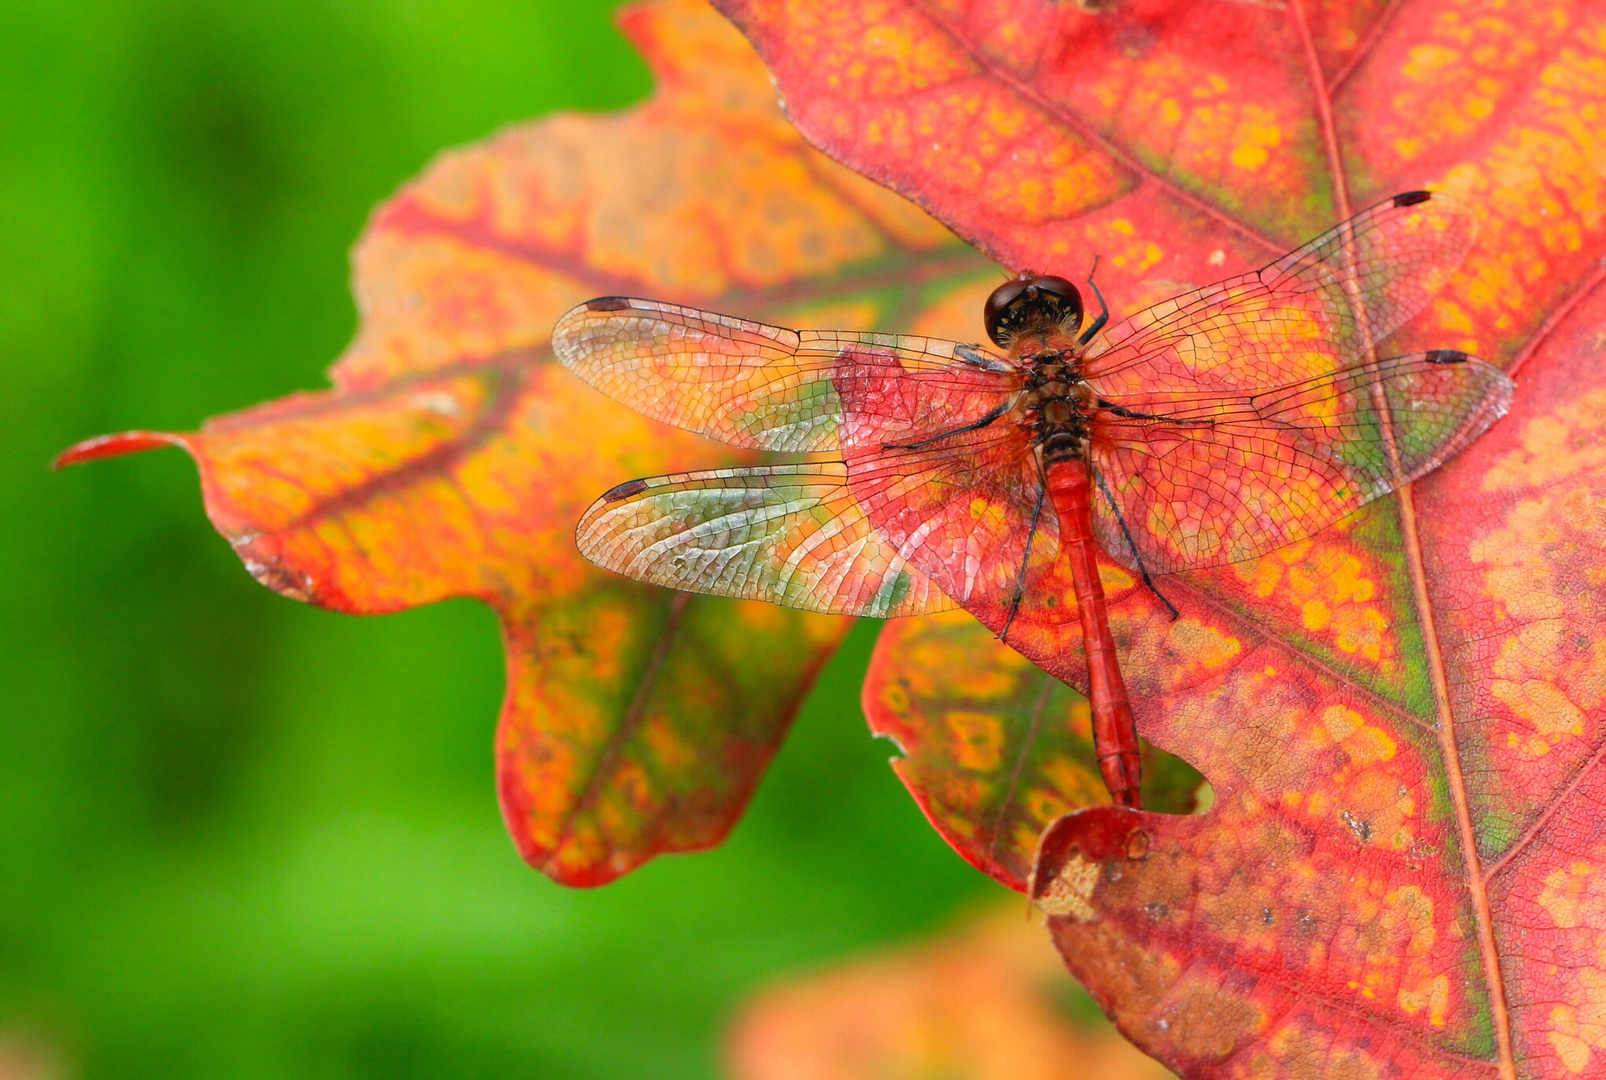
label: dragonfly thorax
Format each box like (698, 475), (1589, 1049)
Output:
(1015, 337), (1095, 467)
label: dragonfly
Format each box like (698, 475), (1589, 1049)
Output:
(552, 191), (1514, 810)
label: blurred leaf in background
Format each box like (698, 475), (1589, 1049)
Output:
(2, 1), (1000, 1076)
(727, 903), (1174, 1080)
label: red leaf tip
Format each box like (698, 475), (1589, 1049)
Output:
(53, 431), (185, 470)
(1029, 805), (1150, 900)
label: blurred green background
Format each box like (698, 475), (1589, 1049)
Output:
(0, 1), (1000, 1076)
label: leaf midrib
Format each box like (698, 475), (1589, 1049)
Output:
(1286, 0), (1515, 1070)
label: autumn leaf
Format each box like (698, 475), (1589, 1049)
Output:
(55, 0), (1007, 887)
(725, 903), (1175, 1080)
(863, 611), (1205, 891)
(1028, 291), (1606, 1080)
(715, 0), (1606, 1076)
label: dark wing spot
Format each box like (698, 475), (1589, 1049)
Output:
(954, 344), (995, 368)
(1424, 349), (1468, 365)
(1393, 190), (1433, 207)
(585, 297), (634, 312)
(602, 478), (651, 502)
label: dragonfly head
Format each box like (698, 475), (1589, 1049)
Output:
(984, 273), (1084, 349)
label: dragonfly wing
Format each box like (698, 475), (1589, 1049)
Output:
(1086, 191), (1478, 396)
(1089, 350), (1515, 575)
(554, 297), (1018, 452)
(833, 348), (1058, 614)
(576, 463), (957, 618)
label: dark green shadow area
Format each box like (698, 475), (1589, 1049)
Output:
(0, 2), (996, 1076)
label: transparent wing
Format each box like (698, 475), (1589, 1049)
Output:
(576, 463), (957, 618)
(1089, 350), (1515, 574)
(553, 297), (1019, 452)
(834, 348), (1058, 620)
(1085, 191), (1478, 397)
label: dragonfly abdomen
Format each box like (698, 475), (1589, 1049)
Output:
(1044, 455), (1143, 807)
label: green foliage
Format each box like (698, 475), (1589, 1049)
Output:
(0, 2), (993, 1075)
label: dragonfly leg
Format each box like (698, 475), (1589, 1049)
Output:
(1078, 255), (1110, 346)
(1000, 476), (1047, 644)
(1093, 467), (1179, 621)
(882, 400), (1010, 451)
(1139, 569), (1179, 621)
(1094, 400), (1215, 427)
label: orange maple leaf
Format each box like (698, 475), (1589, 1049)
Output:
(56, 0), (996, 886)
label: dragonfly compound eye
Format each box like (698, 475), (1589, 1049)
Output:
(983, 279), (1029, 347)
(983, 274), (1085, 348)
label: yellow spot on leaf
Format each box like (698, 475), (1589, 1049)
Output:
(1302, 598), (1331, 631)
(1230, 120), (1281, 171)
(1548, 970), (1606, 1077)
(944, 710), (1005, 772)
(1402, 44), (1462, 83)
(1097, 563), (1135, 591)
(1397, 974), (1451, 1028)
(1548, 970), (1606, 1078)
(969, 497), (1006, 528)
(1321, 706), (1398, 766)
(1551, 1021), (1593, 1075)
(1492, 678), (1585, 757)
(1538, 861), (1598, 929)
